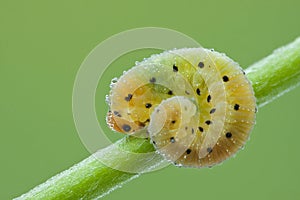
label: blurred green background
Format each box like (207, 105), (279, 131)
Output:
(1, 0), (300, 199)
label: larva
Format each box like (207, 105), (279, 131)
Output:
(106, 48), (256, 168)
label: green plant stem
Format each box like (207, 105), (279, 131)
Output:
(246, 37), (300, 107)
(15, 37), (300, 200)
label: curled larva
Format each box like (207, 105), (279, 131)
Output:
(106, 48), (256, 168)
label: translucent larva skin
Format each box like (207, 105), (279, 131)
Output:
(106, 48), (256, 168)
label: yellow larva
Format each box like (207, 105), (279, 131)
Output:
(106, 48), (256, 168)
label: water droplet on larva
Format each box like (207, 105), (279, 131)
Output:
(111, 77), (118, 83)
(105, 95), (111, 104)
(175, 163), (183, 167)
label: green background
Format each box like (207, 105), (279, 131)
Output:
(1, 0), (300, 199)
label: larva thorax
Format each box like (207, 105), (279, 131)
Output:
(107, 48), (256, 168)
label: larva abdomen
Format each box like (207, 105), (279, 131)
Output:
(107, 48), (256, 168)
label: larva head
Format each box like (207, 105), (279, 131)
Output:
(106, 47), (256, 168)
(106, 71), (176, 133)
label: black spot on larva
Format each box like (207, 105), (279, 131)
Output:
(149, 77), (156, 83)
(210, 108), (216, 114)
(173, 64), (178, 72)
(207, 147), (213, 154)
(156, 109), (160, 113)
(185, 90), (190, 95)
(198, 126), (204, 132)
(196, 88), (201, 96)
(255, 107), (258, 113)
(242, 70), (246, 75)
(226, 132), (232, 138)
(191, 128), (194, 134)
(145, 118), (150, 122)
(185, 126), (188, 130)
(152, 140), (156, 145)
(198, 62), (204, 68)
(122, 124), (131, 132)
(168, 90), (173, 95)
(125, 94), (133, 101)
(207, 95), (211, 103)
(222, 76), (229, 82)
(137, 121), (146, 127)
(186, 149), (192, 154)
(171, 120), (176, 124)
(145, 103), (152, 108)
(170, 137), (175, 143)
(234, 104), (240, 111)
(113, 111), (122, 117)
(205, 120), (212, 125)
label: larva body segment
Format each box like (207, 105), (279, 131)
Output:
(106, 48), (256, 168)
(148, 96), (199, 163)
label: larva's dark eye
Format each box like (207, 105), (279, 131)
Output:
(107, 47), (256, 168)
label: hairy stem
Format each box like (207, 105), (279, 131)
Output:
(246, 37), (300, 107)
(15, 37), (300, 200)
